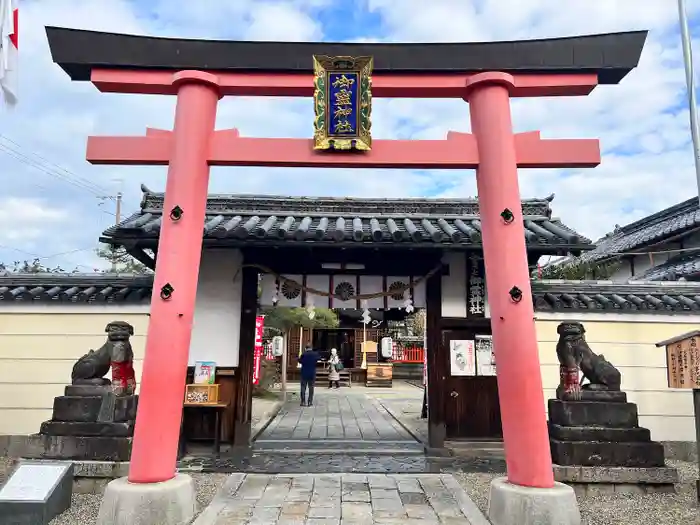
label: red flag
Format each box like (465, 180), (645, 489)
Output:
(0, 0), (17, 106)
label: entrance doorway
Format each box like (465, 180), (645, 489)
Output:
(312, 328), (356, 367)
(442, 328), (502, 440)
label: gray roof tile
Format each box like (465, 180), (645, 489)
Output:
(579, 198), (700, 263)
(100, 189), (592, 251)
(3, 274), (700, 313)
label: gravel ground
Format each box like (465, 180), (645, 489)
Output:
(0, 396), (281, 524)
(454, 460), (700, 525)
(45, 472), (229, 525)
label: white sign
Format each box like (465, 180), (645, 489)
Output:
(450, 340), (476, 376)
(476, 335), (496, 376)
(0, 463), (70, 501)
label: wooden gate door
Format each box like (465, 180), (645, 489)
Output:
(442, 328), (502, 439)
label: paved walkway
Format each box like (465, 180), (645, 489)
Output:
(194, 473), (490, 525)
(257, 390), (414, 442)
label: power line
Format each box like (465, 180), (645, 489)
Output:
(0, 244), (97, 271)
(0, 135), (112, 196)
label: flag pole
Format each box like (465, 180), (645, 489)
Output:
(678, 0), (700, 203)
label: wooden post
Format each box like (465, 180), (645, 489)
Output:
(656, 330), (700, 501)
(281, 333), (288, 402)
(233, 265), (259, 447)
(694, 388), (700, 501)
(425, 269), (444, 450)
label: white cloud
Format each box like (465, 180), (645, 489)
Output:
(0, 0), (698, 269)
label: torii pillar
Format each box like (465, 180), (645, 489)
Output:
(86, 68), (598, 525)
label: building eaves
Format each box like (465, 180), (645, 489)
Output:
(100, 191), (593, 252)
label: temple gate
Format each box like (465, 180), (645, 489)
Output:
(46, 26), (647, 524)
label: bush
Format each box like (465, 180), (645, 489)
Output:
(253, 359), (279, 398)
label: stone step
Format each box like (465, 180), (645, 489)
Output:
(22, 435), (133, 462)
(52, 395), (138, 423)
(446, 441), (505, 458)
(550, 439), (666, 468)
(40, 421), (134, 438)
(254, 439), (424, 455)
(549, 423), (650, 442)
(253, 448), (425, 456)
(548, 399), (639, 428)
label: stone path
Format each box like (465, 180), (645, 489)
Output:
(258, 392), (413, 441)
(194, 473), (490, 525)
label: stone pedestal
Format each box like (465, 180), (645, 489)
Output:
(24, 386), (138, 462)
(548, 392), (665, 468)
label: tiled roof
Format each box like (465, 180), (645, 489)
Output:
(531, 280), (700, 313)
(4, 274), (700, 314)
(0, 274), (152, 304)
(579, 198), (700, 263)
(100, 188), (592, 253)
(638, 250), (700, 281)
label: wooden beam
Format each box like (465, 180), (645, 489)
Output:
(232, 265), (258, 447)
(425, 269), (446, 451)
(87, 129), (599, 169)
(125, 246), (157, 270)
(91, 69), (599, 98)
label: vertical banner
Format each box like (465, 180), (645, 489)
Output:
(253, 316), (264, 385)
(423, 331), (428, 386)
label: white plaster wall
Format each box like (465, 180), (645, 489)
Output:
(0, 249), (243, 435)
(441, 251), (490, 318)
(441, 251), (467, 317)
(189, 249), (243, 367)
(536, 311), (700, 442)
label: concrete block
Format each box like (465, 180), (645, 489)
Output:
(487, 477), (580, 525)
(97, 474), (196, 525)
(0, 460), (73, 525)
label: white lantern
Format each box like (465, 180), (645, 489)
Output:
(380, 337), (393, 359)
(272, 336), (284, 357)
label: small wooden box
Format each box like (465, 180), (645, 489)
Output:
(184, 383), (220, 405)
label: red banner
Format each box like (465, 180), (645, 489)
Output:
(253, 316), (264, 385)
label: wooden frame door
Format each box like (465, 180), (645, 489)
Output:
(442, 328), (502, 439)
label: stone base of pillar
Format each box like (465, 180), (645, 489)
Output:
(97, 474), (196, 525)
(487, 477), (580, 525)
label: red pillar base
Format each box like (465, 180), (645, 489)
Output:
(488, 477), (581, 525)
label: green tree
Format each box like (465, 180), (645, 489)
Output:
(0, 259), (79, 273)
(95, 245), (153, 274)
(535, 259), (621, 280)
(260, 306), (339, 332)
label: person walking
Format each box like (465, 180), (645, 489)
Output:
(328, 347), (341, 389)
(298, 344), (320, 406)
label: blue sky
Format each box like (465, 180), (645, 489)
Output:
(1, 0), (700, 271)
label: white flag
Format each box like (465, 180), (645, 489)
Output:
(0, 0), (17, 107)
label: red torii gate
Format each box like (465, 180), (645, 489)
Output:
(85, 67), (600, 491)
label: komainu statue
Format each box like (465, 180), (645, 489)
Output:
(71, 321), (136, 396)
(555, 321), (621, 400)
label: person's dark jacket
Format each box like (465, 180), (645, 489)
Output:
(298, 349), (321, 380)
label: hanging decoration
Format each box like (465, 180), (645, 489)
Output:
(306, 295), (316, 319)
(271, 281), (280, 305)
(256, 263), (440, 308)
(403, 290), (414, 313)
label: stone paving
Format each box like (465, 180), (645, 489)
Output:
(258, 392), (413, 441)
(194, 473), (490, 525)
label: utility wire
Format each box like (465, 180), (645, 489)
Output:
(0, 135), (112, 196)
(0, 244), (97, 271)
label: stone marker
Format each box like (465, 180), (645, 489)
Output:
(0, 461), (73, 525)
